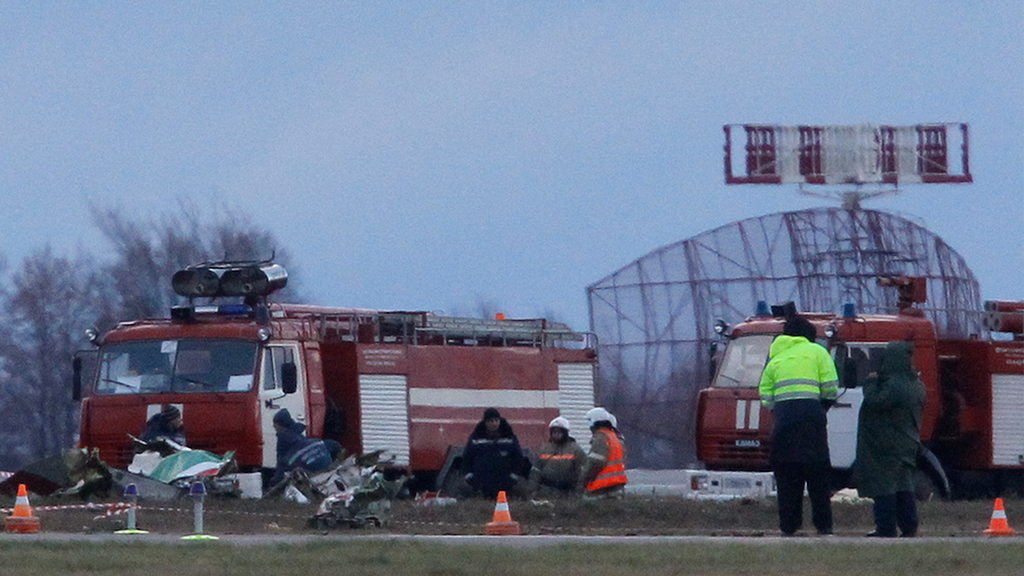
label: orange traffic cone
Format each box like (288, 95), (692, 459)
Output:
(983, 498), (1015, 537)
(485, 490), (521, 535)
(4, 484), (40, 534)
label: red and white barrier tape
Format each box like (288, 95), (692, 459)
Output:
(0, 502), (133, 515)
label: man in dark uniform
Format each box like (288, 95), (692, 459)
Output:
(270, 408), (335, 487)
(759, 316), (839, 536)
(462, 408), (525, 499)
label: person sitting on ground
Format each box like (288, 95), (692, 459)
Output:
(580, 407), (627, 498)
(271, 408), (335, 487)
(529, 416), (586, 498)
(139, 405), (187, 448)
(462, 407), (525, 499)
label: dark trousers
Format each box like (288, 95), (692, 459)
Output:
(872, 491), (918, 537)
(773, 461), (833, 535)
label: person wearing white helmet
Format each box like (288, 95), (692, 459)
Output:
(528, 416), (586, 498)
(580, 407), (627, 497)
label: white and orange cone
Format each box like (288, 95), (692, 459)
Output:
(983, 497), (1015, 537)
(485, 490), (521, 535)
(4, 484), (40, 534)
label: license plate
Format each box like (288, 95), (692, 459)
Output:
(735, 439), (761, 448)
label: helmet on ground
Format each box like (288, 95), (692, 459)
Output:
(548, 417), (570, 431)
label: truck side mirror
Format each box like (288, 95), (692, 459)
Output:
(834, 344), (858, 388)
(843, 360), (859, 389)
(281, 362), (298, 394)
(72, 350), (98, 401)
(708, 342), (719, 382)
(72, 356), (83, 401)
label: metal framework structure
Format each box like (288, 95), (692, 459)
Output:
(724, 123), (971, 186)
(724, 123), (972, 209)
(587, 208), (981, 468)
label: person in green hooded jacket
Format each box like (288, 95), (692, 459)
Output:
(854, 341), (927, 537)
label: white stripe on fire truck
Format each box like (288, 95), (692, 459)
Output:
(408, 388), (559, 409)
(411, 417), (550, 427)
(735, 400), (747, 430)
(748, 400), (760, 430)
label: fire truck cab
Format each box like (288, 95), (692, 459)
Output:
(697, 279), (1024, 498)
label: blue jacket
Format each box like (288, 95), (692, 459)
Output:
(273, 422), (333, 485)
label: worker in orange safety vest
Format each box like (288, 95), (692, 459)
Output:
(580, 407), (627, 497)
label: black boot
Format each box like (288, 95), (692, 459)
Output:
(870, 495), (898, 538)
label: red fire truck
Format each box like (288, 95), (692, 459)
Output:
(696, 277), (1024, 498)
(73, 263), (597, 491)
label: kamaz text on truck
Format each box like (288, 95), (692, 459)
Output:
(696, 276), (1024, 498)
(73, 262), (598, 492)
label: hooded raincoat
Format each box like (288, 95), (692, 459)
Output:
(854, 341), (927, 498)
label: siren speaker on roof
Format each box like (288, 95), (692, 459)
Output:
(219, 264), (288, 297)
(172, 268), (221, 298)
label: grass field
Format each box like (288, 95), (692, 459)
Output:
(0, 538), (1022, 576)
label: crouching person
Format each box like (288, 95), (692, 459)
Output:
(528, 417), (586, 498)
(140, 405), (187, 448)
(271, 408), (336, 488)
(580, 408), (627, 498)
(462, 408), (526, 499)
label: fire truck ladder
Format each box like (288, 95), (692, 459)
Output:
(310, 310), (584, 348)
(416, 315), (583, 347)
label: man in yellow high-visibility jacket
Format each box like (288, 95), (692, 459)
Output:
(759, 315), (839, 536)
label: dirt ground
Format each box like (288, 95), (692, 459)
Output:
(8, 492), (1017, 538)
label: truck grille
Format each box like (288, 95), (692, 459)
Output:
(698, 435), (771, 471)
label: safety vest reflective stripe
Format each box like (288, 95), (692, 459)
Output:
(587, 429), (627, 492)
(821, 380), (839, 400)
(766, 378), (839, 403)
(540, 454), (577, 460)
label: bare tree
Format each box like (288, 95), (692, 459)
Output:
(0, 247), (105, 467)
(0, 205), (300, 469)
(92, 201), (301, 321)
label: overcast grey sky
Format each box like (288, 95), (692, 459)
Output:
(1, 2), (1020, 330)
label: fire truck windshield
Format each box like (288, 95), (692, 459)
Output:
(713, 334), (774, 388)
(94, 339), (258, 395)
